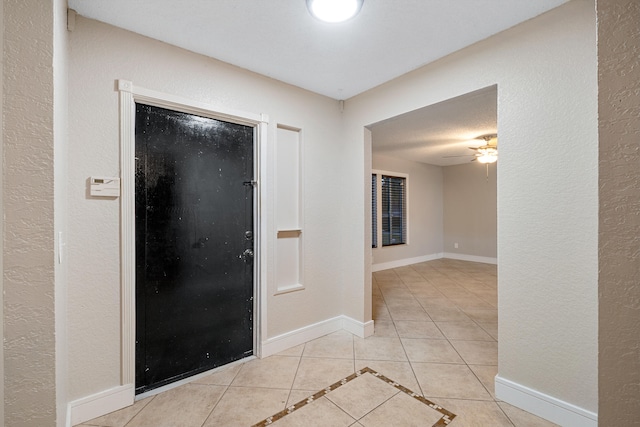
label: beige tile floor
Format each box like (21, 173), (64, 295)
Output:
(77, 259), (558, 427)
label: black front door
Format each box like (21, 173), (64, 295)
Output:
(135, 103), (255, 394)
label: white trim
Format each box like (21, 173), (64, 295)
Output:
(67, 384), (134, 427)
(274, 283), (305, 295)
(67, 356), (255, 425)
(371, 169), (410, 247)
(442, 252), (497, 265)
(495, 376), (597, 427)
(116, 79), (268, 385)
(122, 82), (263, 126)
(372, 253), (443, 272)
(372, 253), (496, 271)
(261, 316), (343, 357)
(118, 80), (136, 385)
(342, 316), (374, 338)
(372, 169), (409, 179)
(261, 315), (373, 357)
(274, 125), (305, 295)
(69, 315), (372, 424)
(258, 117), (269, 359)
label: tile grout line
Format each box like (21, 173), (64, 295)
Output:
(122, 394), (156, 427)
(197, 383), (229, 427)
(404, 264), (498, 405)
(197, 364), (247, 427)
(495, 401), (521, 427)
(285, 342), (306, 409)
(374, 281), (430, 399)
(397, 267), (439, 399)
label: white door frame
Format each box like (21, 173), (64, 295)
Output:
(116, 80), (268, 388)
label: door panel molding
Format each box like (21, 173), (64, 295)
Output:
(116, 80), (268, 388)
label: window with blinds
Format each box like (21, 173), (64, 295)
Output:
(372, 174), (377, 248)
(381, 175), (406, 246)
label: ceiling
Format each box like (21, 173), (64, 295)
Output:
(69, 0), (567, 100)
(68, 0), (567, 166)
(369, 86), (497, 166)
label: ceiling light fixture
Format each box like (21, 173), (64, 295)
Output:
(307, 0), (364, 23)
(473, 134), (498, 164)
(476, 147), (498, 164)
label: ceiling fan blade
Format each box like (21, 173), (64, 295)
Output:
(443, 154), (476, 158)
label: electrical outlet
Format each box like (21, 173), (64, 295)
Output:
(454, 242), (459, 249)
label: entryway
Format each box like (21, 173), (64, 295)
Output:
(77, 260), (553, 427)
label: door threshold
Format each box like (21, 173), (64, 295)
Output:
(135, 355), (257, 401)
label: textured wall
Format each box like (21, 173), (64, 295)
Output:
(3, 0), (57, 425)
(346, 0), (598, 413)
(0, 0), (4, 422)
(53, 0), (69, 425)
(371, 154), (444, 266)
(68, 16), (344, 400)
(597, 0), (640, 424)
(443, 162), (497, 259)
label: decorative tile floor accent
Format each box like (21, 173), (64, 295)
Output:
(252, 367), (456, 426)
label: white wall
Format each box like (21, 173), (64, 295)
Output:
(443, 162), (497, 260)
(346, 0), (598, 420)
(371, 154), (443, 269)
(68, 17), (345, 401)
(369, 154), (496, 269)
(2, 0), (620, 424)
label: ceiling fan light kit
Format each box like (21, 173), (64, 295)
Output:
(306, 0), (364, 23)
(471, 133), (498, 164)
(477, 152), (498, 164)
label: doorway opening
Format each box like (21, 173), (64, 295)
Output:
(367, 85), (498, 271)
(366, 85), (498, 351)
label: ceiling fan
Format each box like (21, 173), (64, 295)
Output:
(444, 134), (498, 164)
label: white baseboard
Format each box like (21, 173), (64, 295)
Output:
(261, 316), (344, 357)
(342, 316), (374, 338)
(495, 376), (597, 427)
(69, 316), (374, 424)
(261, 315), (374, 357)
(372, 253), (443, 272)
(67, 384), (134, 427)
(442, 252), (497, 265)
(372, 252), (497, 272)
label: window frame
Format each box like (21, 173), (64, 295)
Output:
(371, 170), (409, 248)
